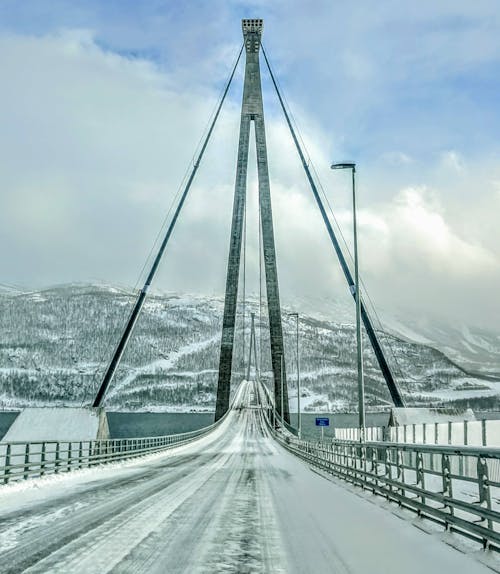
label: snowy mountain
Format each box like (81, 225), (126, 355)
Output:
(385, 314), (500, 378)
(0, 284), (499, 412)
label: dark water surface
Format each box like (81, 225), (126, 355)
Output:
(0, 411), (19, 439)
(107, 412), (214, 438)
(107, 411), (392, 440)
(0, 410), (390, 441)
(2, 410), (499, 442)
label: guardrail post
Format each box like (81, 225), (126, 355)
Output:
(363, 444), (368, 484)
(423, 423), (426, 444)
(412, 424), (416, 443)
(55, 442), (60, 474)
(477, 457), (493, 539)
(79, 441), (83, 469)
(482, 420), (487, 447)
(371, 447), (378, 493)
(416, 451), (425, 508)
(23, 443), (30, 480)
(396, 448), (405, 501)
(464, 420), (468, 445)
(4, 444), (11, 484)
(441, 453), (453, 527)
(41, 442), (46, 476)
(435, 422), (438, 445)
(384, 448), (391, 499)
(352, 442), (358, 475)
(448, 421), (452, 445)
(67, 442), (72, 472)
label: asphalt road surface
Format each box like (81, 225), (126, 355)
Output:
(0, 382), (493, 573)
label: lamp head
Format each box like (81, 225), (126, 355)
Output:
(331, 162), (356, 171)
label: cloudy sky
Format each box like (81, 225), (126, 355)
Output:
(1, 0), (499, 331)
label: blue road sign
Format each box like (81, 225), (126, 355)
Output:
(315, 417), (330, 427)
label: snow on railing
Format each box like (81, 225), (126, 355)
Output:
(334, 418), (499, 447)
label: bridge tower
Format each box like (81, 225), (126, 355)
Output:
(215, 19), (290, 423)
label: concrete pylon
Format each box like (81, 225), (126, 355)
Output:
(215, 19), (290, 423)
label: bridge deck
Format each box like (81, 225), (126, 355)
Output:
(0, 383), (492, 573)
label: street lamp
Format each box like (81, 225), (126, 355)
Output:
(288, 312), (301, 439)
(330, 162), (365, 440)
(280, 354), (284, 425)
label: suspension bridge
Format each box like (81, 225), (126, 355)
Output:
(0, 19), (499, 573)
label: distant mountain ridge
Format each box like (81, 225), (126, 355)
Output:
(384, 314), (500, 379)
(0, 284), (498, 412)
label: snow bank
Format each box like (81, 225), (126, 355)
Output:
(1, 407), (109, 442)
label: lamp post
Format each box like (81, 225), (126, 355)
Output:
(289, 312), (301, 439)
(330, 162), (365, 440)
(280, 354), (284, 425)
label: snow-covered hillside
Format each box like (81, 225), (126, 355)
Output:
(386, 314), (500, 378)
(0, 284), (498, 411)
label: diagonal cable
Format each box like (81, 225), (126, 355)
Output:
(261, 43), (405, 408)
(92, 43), (244, 407)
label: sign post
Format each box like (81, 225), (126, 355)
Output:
(315, 417), (330, 441)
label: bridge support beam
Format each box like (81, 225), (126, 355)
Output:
(216, 19), (290, 423)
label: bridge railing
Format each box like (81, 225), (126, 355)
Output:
(256, 379), (298, 435)
(0, 416), (225, 486)
(255, 382), (500, 550)
(334, 418), (497, 447)
(276, 434), (500, 549)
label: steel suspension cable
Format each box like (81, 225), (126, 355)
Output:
(261, 44), (405, 408)
(92, 44), (244, 407)
(259, 57), (409, 396)
(89, 52), (246, 402)
(313, 166), (408, 390)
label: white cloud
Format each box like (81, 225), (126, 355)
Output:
(384, 187), (496, 273)
(0, 28), (499, 331)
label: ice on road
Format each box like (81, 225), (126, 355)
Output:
(0, 382), (492, 573)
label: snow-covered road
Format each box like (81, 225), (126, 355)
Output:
(0, 382), (494, 573)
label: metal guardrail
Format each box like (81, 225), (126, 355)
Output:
(335, 418), (492, 447)
(256, 382), (500, 550)
(0, 417), (225, 486)
(0, 382), (247, 486)
(257, 379), (298, 436)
